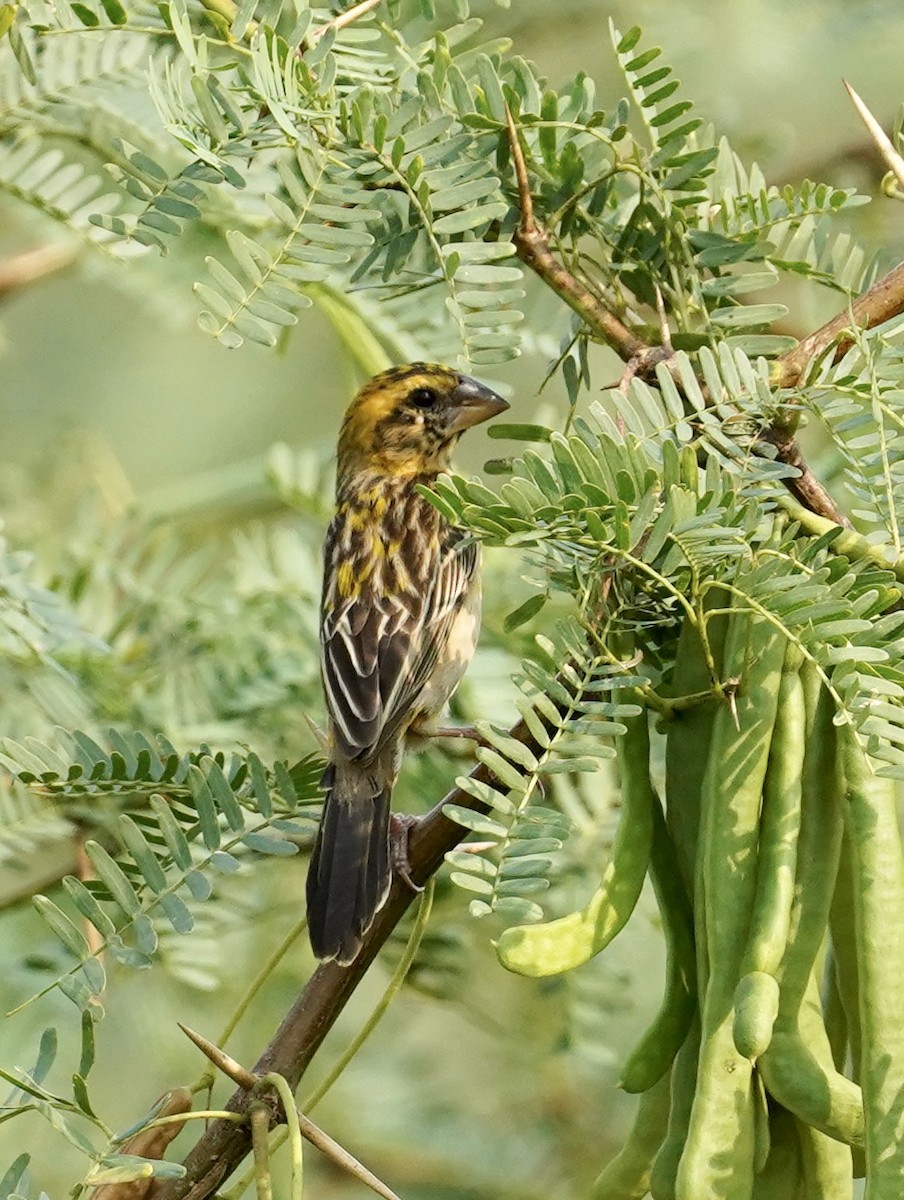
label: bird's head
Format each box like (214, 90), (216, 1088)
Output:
(337, 363), (509, 485)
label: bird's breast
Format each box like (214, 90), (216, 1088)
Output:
(412, 571), (482, 723)
(329, 485), (442, 602)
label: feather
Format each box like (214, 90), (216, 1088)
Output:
(321, 497), (478, 760)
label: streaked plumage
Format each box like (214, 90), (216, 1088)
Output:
(307, 363), (508, 964)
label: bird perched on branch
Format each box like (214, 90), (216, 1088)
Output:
(307, 363), (509, 964)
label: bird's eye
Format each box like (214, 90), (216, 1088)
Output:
(409, 387), (438, 410)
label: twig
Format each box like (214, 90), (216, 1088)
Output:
(158, 715), (541, 1200)
(758, 424), (849, 526)
(91, 1088), (193, 1200)
(258, 1075), (303, 1200)
(249, 1103), (273, 1200)
(769, 247), (904, 526)
(303, 879), (434, 1110)
(773, 260), (904, 389)
(504, 105), (647, 361)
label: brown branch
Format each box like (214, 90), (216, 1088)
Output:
(773, 259), (904, 390)
(768, 254), (904, 525)
(92, 1088), (193, 1200)
(504, 105), (647, 362)
(759, 427), (849, 525)
(158, 722), (534, 1200)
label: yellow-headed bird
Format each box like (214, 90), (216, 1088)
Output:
(307, 363), (508, 963)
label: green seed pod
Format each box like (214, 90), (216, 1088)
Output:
(676, 610), (786, 1200)
(591, 1072), (671, 1200)
(840, 725), (904, 1194)
(796, 1115), (853, 1199)
(732, 970), (781, 1061)
(742, 643), (806, 979)
(619, 800), (695, 1093)
(664, 590), (730, 898)
(496, 693), (654, 976)
(760, 982), (865, 1148)
(752, 1105), (803, 1200)
(649, 1017), (700, 1200)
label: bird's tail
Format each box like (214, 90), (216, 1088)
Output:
(306, 762), (392, 964)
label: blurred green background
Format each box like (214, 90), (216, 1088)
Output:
(1, 0), (902, 1195)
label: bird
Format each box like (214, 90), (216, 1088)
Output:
(306, 362), (509, 964)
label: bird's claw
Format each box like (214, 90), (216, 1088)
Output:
(390, 813), (423, 894)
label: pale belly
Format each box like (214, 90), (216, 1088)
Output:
(409, 577), (481, 731)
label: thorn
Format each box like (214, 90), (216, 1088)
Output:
(845, 80), (904, 192)
(296, 1112), (405, 1200)
(0, 243), (76, 298)
(303, 712), (330, 755)
(654, 284), (674, 355)
(178, 1023), (259, 1091)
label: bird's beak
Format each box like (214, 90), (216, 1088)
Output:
(447, 375), (509, 434)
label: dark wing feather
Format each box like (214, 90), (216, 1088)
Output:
(321, 531), (478, 762)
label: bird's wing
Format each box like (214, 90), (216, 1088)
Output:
(321, 535), (478, 762)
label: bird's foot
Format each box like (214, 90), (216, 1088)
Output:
(390, 813), (423, 894)
(409, 724), (489, 753)
(429, 724), (482, 742)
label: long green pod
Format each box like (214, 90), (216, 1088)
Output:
(649, 1016), (700, 1200)
(840, 725), (904, 1198)
(761, 976), (864, 1148)
(752, 1105), (804, 1200)
(821, 949), (848, 1073)
(676, 611), (787, 1200)
(591, 1071), (671, 1200)
(772, 661), (840, 1009)
(619, 798), (696, 1094)
(828, 828), (861, 1080)
(796, 1114), (854, 1200)
(748, 643), (806, 976)
(762, 1031), (863, 1146)
(758, 676), (859, 1144)
(733, 644), (805, 1050)
(496, 694), (654, 976)
(664, 591), (731, 897)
